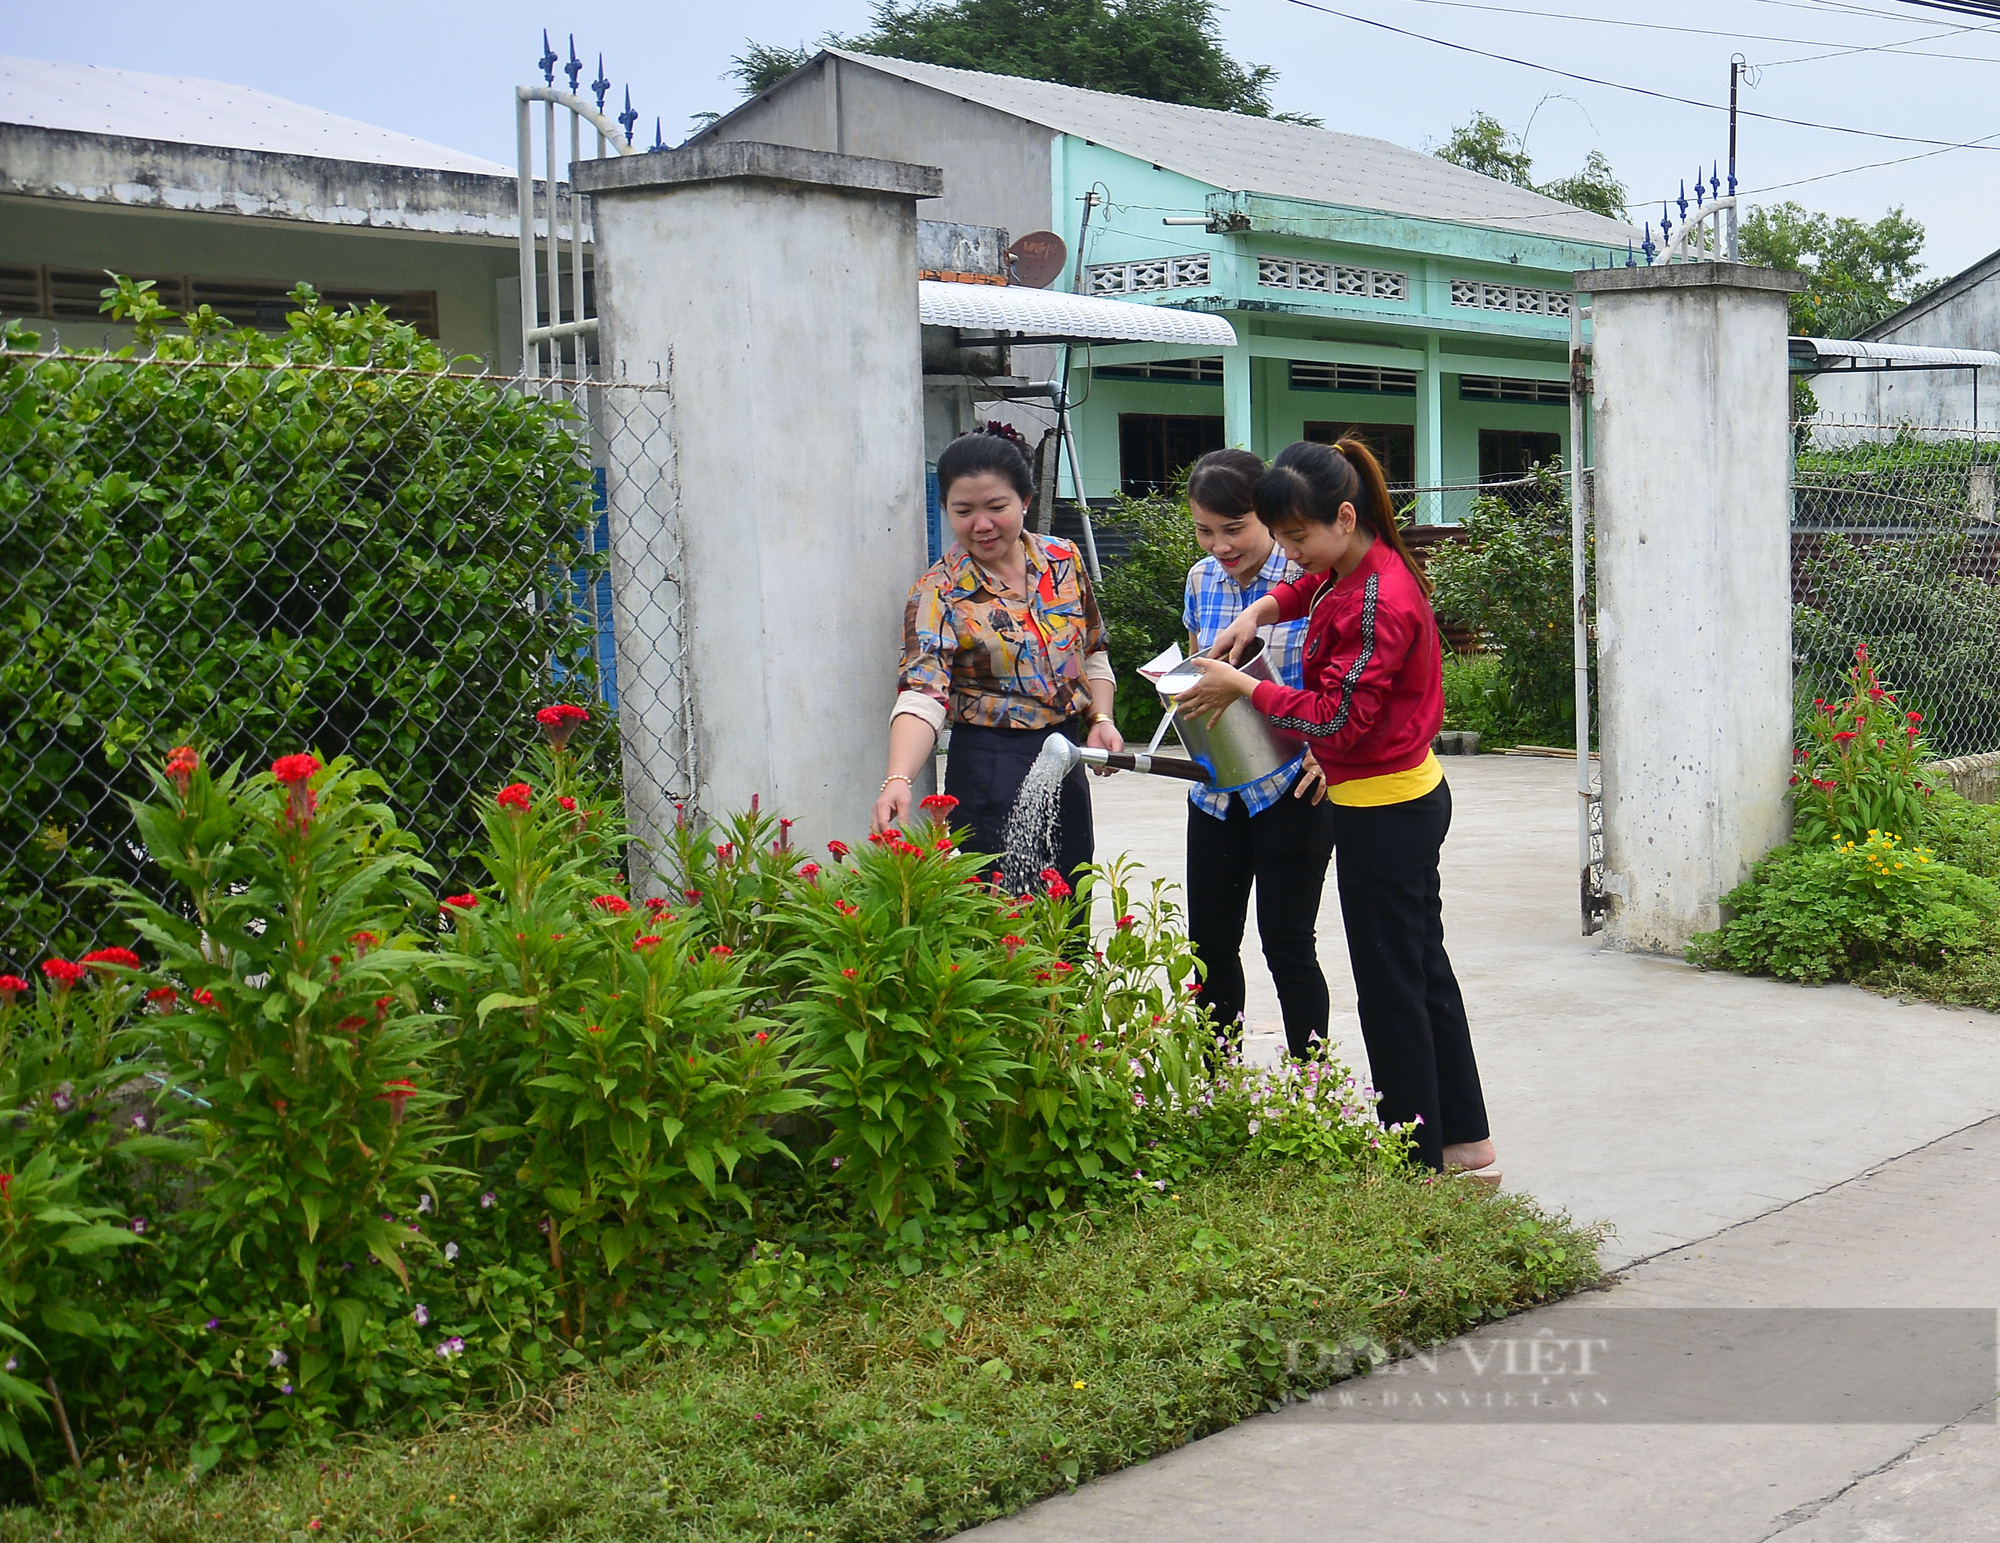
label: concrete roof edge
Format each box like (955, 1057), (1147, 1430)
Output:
(1575, 261), (1806, 295)
(574, 140), (942, 199)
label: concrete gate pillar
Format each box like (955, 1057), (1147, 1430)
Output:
(576, 142), (940, 866)
(1580, 261), (1806, 952)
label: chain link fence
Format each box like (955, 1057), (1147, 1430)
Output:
(1791, 420), (2000, 760)
(0, 331), (688, 966)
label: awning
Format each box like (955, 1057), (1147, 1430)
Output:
(919, 279), (1238, 347)
(1790, 337), (2000, 373)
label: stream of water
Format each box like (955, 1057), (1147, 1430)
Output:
(999, 750), (1068, 894)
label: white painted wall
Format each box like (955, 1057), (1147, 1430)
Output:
(1583, 261), (1804, 953)
(579, 143), (938, 864)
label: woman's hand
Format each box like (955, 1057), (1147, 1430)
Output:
(1085, 717), (1124, 776)
(1174, 657), (1256, 727)
(1293, 748), (1328, 804)
(870, 777), (913, 835)
(1205, 611), (1263, 664)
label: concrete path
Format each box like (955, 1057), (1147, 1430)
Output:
(966, 755), (2000, 1541)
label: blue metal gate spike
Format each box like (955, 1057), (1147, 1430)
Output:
(619, 86), (638, 145)
(565, 35), (583, 93)
(1676, 181), (1688, 220)
(593, 55), (610, 113)
(1625, 240), (1636, 267)
(652, 116), (664, 151)
(1711, 164), (1722, 200)
(1641, 223), (1656, 264)
(1661, 204), (1674, 244)
(1694, 174), (1705, 210)
(539, 30), (557, 86)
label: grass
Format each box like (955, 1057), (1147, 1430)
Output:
(5, 1163), (1601, 1542)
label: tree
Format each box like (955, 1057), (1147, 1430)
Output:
(1739, 201), (1930, 338)
(1432, 110), (1627, 220)
(729, 0), (1316, 120)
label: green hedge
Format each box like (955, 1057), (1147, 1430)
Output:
(0, 286), (603, 961)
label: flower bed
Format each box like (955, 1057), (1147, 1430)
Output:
(0, 714), (1555, 1509)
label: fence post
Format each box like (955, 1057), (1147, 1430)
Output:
(575, 142), (940, 862)
(1578, 260), (1805, 953)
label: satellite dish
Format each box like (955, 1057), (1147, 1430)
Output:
(1005, 231), (1068, 289)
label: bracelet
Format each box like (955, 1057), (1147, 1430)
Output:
(881, 773), (913, 793)
(1087, 712), (1115, 727)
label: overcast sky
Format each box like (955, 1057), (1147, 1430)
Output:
(13, 0), (1998, 278)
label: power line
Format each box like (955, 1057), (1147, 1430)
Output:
(1282, 0), (2000, 150)
(1383, 0), (2000, 64)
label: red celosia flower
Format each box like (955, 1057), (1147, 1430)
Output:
(1868, 688), (1886, 700)
(685, 889), (703, 903)
(1908, 712), (1923, 724)
(919, 794), (960, 812)
(1034, 970), (1051, 983)
(797, 862), (821, 881)
(1053, 961), (1073, 974)
(827, 840), (850, 861)
(644, 896), (669, 912)
(535, 703), (590, 749)
(336, 1015), (368, 1036)
(1833, 731), (1859, 744)
(1001, 935), (1024, 954)
(0, 974), (26, 1003)
(192, 987), (217, 1008)
(374, 995), (393, 1020)
(164, 745), (199, 794)
(348, 931), (380, 956)
(442, 894), (478, 911)
(716, 844), (734, 864)
(81, 947), (142, 971)
(559, 796), (577, 812)
(586, 1023), (605, 1035)
(834, 899), (858, 916)
(1044, 875), (1073, 900)
(633, 935), (662, 951)
(377, 1078), (418, 1125)
(496, 782), (533, 813)
(41, 959), (86, 989)
(0, 1174), (10, 1202)
(934, 836), (953, 852)
(841, 968), (857, 979)
(146, 986), (178, 1007)
(709, 945), (733, 958)
(1116, 914), (1135, 930)
(271, 753), (320, 786)
(591, 894), (632, 914)
(1077, 1033), (1088, 1046)
(755, 1031), (769, 1042)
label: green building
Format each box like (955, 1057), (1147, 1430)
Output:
(699, 50), (1637, 517)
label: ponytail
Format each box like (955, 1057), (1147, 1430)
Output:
(1252, 439), (1431, 599)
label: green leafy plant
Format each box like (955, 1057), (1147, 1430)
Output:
(1688, 829), (1997, 983)
(1426, 465), (1585, 749)
(0, 280), (605, 961)
(1792, 644), (1938, 845)
(1094, 489), (1206, 741)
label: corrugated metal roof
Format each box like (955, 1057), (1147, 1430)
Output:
(1794, 336), (2000, 370)
(0, 56), (510, 175)
(919, 279), (1238, 343)
(827, 50), (1634, 247)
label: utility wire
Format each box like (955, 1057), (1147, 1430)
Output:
(1283, 0), (2000, 149)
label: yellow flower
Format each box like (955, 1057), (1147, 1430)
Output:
(1073, 1379), (1088, 1389)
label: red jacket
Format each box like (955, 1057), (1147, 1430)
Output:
(1247, 539), (1443, 787)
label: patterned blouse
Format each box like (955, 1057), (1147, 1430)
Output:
(897, 534), (1112, 731)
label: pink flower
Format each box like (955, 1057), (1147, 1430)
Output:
(827, 840), (851, 861)
(797, 862), (822, 882)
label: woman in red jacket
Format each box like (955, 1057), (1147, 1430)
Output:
(1176, 438), (1497, 1182)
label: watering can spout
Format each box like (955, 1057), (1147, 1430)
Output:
(1034, 735), (1209, 784)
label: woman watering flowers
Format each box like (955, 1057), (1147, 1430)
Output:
(1173, 439), (1498, 1182)
(871, 428), (1122, 891)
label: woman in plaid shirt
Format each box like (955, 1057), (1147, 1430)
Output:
(1179, 450), (1336, 1060)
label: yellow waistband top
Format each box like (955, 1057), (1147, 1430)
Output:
(1327, 749), (1444, 808)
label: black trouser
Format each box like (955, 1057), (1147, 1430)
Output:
(1186, 774), (1338, 1061)
(1328, 779), (1489, 1172)
(944, 721), (1093, 894)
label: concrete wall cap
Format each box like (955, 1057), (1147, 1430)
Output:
(1575, 261), (1806, 295)
(574, 141), (942, 200)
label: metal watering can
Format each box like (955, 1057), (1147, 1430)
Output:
(1150, 637), (1305, 792)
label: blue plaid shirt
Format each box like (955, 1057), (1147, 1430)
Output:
(1181, 547), (1309, 819)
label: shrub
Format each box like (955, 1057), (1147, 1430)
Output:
(1093, 490), (1204, 740)
(1792, 644), (1938, 845)
(0, 728), (1405, 1485)
(1687, 830), (1998, 983)
(0, 283), (604, 962)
